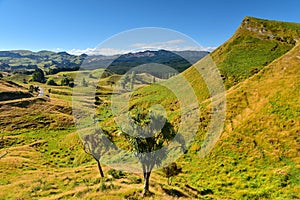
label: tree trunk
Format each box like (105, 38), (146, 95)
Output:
(96, 159), (104, 177)
(0, 151), (8, 159)
(143, 171), (151, 196)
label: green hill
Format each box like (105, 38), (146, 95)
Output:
(128, 17), (300, 113)
(176, 41), (300, 199)
(212, 16), (300, 88)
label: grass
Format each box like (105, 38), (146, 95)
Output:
(1, 16), (300, 199)
(211, 16), (300, 88)
(171, 40), (300, 199)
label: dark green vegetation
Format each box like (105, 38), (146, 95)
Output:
(32, 68), (46, 83)
(108, 50), (208, 76)
(0, 17), (299, 199)
(0, 50), (86, 74)
(120, 112), (179, 196)
(0, 50), (207, 77)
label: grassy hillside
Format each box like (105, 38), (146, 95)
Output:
(0, 17), (299, 199)
(101, 17), (300, 198)
(211, 16), (300, 88)
(0, 74), (191, 200)
(128, 17), (300, 114)
(0, 79), (27, 92)
(172, 41), (300, 199)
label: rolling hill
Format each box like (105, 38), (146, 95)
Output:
(0, 50), (87, 74)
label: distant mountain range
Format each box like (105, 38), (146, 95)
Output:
(0, 49), (209, 75)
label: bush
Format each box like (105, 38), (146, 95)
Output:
(108, 169), (126, 179)
(32, 68), (45, 83)
(162, 162), (182, 185)
(29, 85), (34, 93)
(46, 78), (57, 86)
(61, 76), (74, 87)
(81, 77), (88, 87)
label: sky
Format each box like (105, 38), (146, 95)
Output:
(0, 0), (300, 55)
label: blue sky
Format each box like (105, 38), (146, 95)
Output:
(0, 0), (300, 55)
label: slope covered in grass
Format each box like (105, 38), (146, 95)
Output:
(116, 17), (300, 199)
(211, 16), (300, 88)
(130, 17), (300, 114)
(1, 17), (300, 199)
(173, 41), (300, 199)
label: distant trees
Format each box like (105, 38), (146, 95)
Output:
(121, 110), (177, 196)
(130, 71), (136, 90)
(29, 85), (34, 93)
(119, 80), (125, 89)
(81, 77), (88, 87)
(32, 68), (45, 83)
(152, 76), (156, 83)
(95, 96), (102, 105)
(48, 67), (80, 75)
(0, 73), (3, 79)
(88, 73), (95, 79)
(118, 71), (136, 90)
(60, 75), (74, 87)
(46, 78), (57, 86)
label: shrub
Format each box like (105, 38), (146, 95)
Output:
(29, 85), (34, 93)
(61, 76), (74, 87)
(108, 169), (126, 179)
(46, 78), (57, 86)
(32, 68), (45, 83)
(81, 77), (88, 87)
(162, 162), (182, 185)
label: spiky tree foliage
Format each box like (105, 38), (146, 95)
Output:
(122, 111), (178, 196)
(82, 129), (114, 177)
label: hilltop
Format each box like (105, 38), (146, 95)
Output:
(212, 16), (300, 88)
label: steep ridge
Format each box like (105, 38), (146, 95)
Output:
(177, 42), (300, 199)
(210, 16), (300, 88)
(125, 17), (300, 199)
(132, 17), (300, 113)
